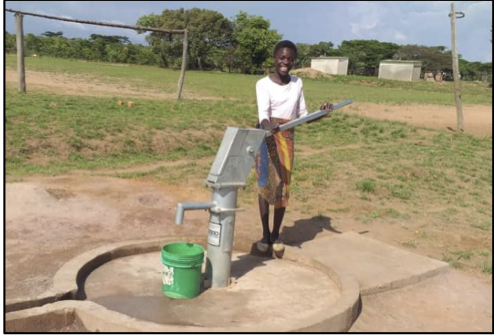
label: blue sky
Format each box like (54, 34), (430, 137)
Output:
(3, 1), (492, 62)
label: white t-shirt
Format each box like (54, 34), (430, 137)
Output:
(256, 75), (308, 124)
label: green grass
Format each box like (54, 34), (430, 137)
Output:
(450, 250), (474, 261)
(297, 69), (492, 105)
(5, 86), (236, 173)
(483, 260), (492, 274)
(443, 256), (463, 269)
(6, 80), (491, 215)
(472, 220), (492, 232)
(402, 240), (418, 249)
(356, 178), (377, 193)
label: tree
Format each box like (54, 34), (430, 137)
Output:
(295, 43), (311, 68)
(5, 32), (16, 53)
(295, 42), (336, 68)
(338, 40), (399, 75)
(233, 11), (281, 74)
(459, 59), (492, 81)
(90, 34), (130, 45)
(71, 38), (97, 60)
(42, 31), (64, 38)
(222, 45), (236, 73)
(24, 33), (43, 55)
(395, 45), (451, 75)
(137, 8), (233, 70)
(186, 8), (233, 70)
(309, 42), (335, 58)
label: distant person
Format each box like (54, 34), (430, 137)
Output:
(255, 40), (333, 253)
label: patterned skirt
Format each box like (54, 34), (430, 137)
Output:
(255, 118), (295, 209)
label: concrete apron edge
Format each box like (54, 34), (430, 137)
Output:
(360, 263), (450, 296)
(300, 232), (451, 296)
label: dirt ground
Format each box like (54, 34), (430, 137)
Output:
(5, 69), (230, 101)
(5, 70), (492, 329)
(348, 101), (492, 137)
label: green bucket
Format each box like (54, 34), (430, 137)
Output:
(161, 242), (205, 299)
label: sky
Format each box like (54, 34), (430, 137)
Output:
(3, 1), (492, 62)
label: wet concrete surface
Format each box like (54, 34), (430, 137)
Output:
(84, 252), (340, 329)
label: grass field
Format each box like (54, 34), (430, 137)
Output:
(6, 54), (493, 105)
(5, 54), (492, 279)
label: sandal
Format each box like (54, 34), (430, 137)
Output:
(272, 239), (285, 252)
(256, 240), (270, 252)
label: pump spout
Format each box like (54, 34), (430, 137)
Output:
(175, 201), (216, 225)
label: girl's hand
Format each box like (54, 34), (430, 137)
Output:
(320, 102), (333, 112)
(270, 123), (280, 134)
(261, 119), (280, 134)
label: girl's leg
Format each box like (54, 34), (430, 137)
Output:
(258, 194), (270, 243)
(271, 207), (286, 242)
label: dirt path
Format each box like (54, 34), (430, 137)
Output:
(349, 102), (492, 137)
(5, 69), (492, 136)
(5, 69), (226, 101)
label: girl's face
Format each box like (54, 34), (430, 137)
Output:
(274, 47), (296, 77)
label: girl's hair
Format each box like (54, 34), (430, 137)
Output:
(273, 40), (297, 58)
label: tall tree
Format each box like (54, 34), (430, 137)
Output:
(309, 41), (335, 58)
(338, 40), (399, 75)
(233, 11), (281, 74)
(4, 31), (16, 52)
(42, 31), (64, 38)
(295, 42), (336, 68)
(395, 45), (451, 73)
(137, 8), (233, 70)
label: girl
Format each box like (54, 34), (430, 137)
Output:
(255, 40), (332, 253)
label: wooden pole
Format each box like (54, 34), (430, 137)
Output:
(6, 8), (185, 34)
(450, 2), (464, 132)
(176, 30), (188, 100)
(15, 13), (26, 93)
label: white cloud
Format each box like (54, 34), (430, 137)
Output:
(342, 1), (491, 61)
(393, 30), (408, 42)
(29, 10), (88, 31)
(348, 1), (385, 36)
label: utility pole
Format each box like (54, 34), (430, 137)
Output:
(449, 2), (465, 132)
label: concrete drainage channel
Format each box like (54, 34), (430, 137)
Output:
(5, 238), (361, 332)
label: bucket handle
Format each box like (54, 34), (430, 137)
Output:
(161, 257), (204, 269)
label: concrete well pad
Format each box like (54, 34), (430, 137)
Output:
(85, 252), (338, 330)
(6, 238), (361, 332)
(299, 231), (450, 295)
(350, 270), (493, 332)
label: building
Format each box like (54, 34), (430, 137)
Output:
(378, 60), (422, 82)
(311, 57), (349, 75)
